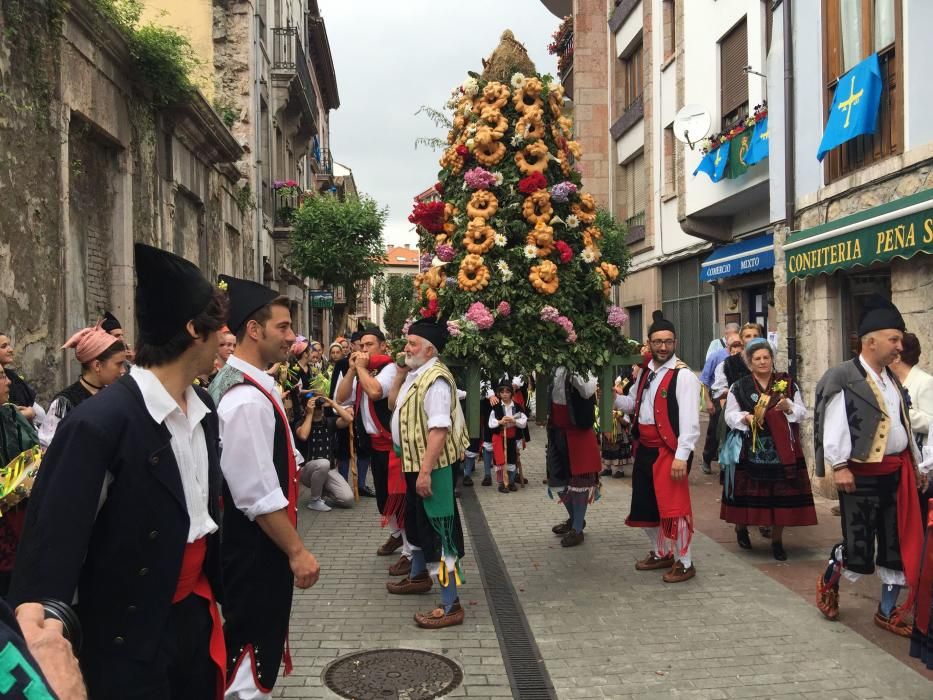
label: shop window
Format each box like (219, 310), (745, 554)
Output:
(720, 18), (749, 130)
(822, 0), (902, 183)
(661, 257), (715, 368)
(841, 267), (892, 360)
(745, 285), (768, 329)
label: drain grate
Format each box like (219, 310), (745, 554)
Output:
(459, 486), (557, 700)
(322, 648), (463, 699)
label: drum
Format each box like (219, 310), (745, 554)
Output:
(0, 445), (41, 514)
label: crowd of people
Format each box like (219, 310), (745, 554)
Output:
(1, 248), (932, 697)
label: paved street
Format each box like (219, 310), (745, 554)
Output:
(283, 426), (932, 699)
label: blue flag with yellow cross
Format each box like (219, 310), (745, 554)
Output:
(817, 53), (882, 162)
(693, 140), (730, 182)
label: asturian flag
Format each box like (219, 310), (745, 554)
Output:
(817, 53), (882, 161)
(745, 116), (769, 166)
(693, 140), (730, 183)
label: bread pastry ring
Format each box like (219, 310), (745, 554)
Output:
(529, 259), (559, 294)
(464, 218), (496, 254)
(479, 107), (508, 137)
(457, 254), (490, 291)
(474, 140), (506, 166)
(548, 84), (565, 117)
(515, 109), (546, 141)
(513, 77), (544, 114)
(440, 146), (464, 174)
(474, 82), (510, 111)
(598, 261), (619, 281)
(522, 190), (553, 225)
(525, 221), (555, 257)
(466, 191), (498, 219)
(422, 266), (446, 289)
(571, 193), (598, 224)
(514, 141), (550, 175)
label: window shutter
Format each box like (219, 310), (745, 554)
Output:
(765, 0), (774, 54)
(720, 18), (749, 117)
(632, 153), (646, 215)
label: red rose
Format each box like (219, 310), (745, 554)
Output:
(420, 298), (439, 318)
(456, 145), (469, 157)
(518, 172), (547, 194)
(434, 182), (444, 194)
(408, 201), (446, 233)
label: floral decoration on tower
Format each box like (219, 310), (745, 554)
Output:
(408, 30), (634, 375)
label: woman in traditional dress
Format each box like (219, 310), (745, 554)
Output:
(38, 324), (126, 449)
(0, 333), (46, 430)
(722, 338), (817, 560)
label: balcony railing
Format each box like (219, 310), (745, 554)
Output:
(625, 211), (646, 244)
(274, 187), (301, 228)
(271, 26), (319, 125)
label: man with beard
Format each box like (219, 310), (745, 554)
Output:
(386, 319), (469, 628)
(210, 276), (320, 698)
(815, 296), (924, 636)
(615, 310), (701, 583)
(11, 243), (229, 698)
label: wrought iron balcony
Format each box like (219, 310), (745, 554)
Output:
(271, 26), (319, 130)
(625, 210), (646, 244)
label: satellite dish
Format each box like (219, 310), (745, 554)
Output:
(673, 105), (712, 150)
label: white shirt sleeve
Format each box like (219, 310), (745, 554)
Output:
(675, 371), (702, 461)
(376, 363), (398, 399)
(724, 389), (749, 432)
(424, 377), (452, 430)
(712, 362), (728, 398)
(822, 391), (851, 469)
(570, 372), (597, 399)
(38, 398), (64, 449)
(786, 387), (807, 424)
(456, 388), (467, 401)
(30, 401), (46, 429)
(614, 392), (635, 414)
(218, 390), (289, 520)
(488, 410), (500, 429)
(514, 409), (528, 429)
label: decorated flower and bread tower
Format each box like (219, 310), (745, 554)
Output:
(408, 31), (634, 381)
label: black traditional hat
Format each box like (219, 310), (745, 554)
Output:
(134, 244), (214, 345)
(100, 311), (122, 333)
(647, 309), (676, 337)
(407, 317), (449, 354)
(857, 294), (905, 337)
(495, 375), (514, 392)
(218, 274), (280, 335)
(349, 329), (366, 343)
(359, 326), (386, 342)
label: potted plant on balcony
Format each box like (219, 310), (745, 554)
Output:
(273, 179), (302, 226)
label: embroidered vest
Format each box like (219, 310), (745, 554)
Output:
(398, 362), (469, 474)
(632, 367), (683, 454)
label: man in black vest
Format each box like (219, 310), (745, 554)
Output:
(211, 276), (320, 697)
(11, 243), (229, 699)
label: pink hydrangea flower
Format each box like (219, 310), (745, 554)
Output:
(607, 305), (629, 328)
(463, 167), (498, 190)
(465, 302), (495, 330)
(447, 320), (462, 336)
(436, 244), (455, 262)
(497, 301), (511, 317)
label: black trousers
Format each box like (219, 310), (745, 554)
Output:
(82, 594), (216, 700)
(701, 402), (722, 466)
(839, 471), (903, 575)
(370, 448), (390, 515)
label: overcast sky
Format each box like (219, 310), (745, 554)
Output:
(319, 0), (560, 247)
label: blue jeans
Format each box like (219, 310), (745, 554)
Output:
(338, 456), (371, 489)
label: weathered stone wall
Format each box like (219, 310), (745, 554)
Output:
(212, 0), (254, 179)
(572, 0), (610, 208)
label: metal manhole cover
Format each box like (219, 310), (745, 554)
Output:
(322, 648), (463, 699)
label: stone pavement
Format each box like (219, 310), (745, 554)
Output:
(280, 426), (932, 699)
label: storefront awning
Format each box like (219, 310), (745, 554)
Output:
(785, 189), (933, 280)
(700, 232), (774, 283)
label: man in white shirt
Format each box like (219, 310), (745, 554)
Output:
(210, 276), (320, 698)
(614, 310), (701, 583)
(11, 243), (228, 699)
(814, 295), (924, 636)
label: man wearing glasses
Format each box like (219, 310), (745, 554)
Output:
(614, 310), (702, 583)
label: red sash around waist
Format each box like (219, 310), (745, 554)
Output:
(173, 537), (226, 700)
(550, 403), (600, 476)
(637, 423), (693, 523)
(847, 454), (903, 476)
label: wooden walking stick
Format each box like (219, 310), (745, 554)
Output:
(500, 420), (510, 488)
(348, 420), (359, 502)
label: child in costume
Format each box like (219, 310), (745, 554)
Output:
(488, 380), (528, 493)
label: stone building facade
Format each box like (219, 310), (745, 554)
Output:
(0, 0), (248, 395)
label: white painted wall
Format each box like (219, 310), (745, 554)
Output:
(902, 0), (933, 150)
(682, 0), (769, 219)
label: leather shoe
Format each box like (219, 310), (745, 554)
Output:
(873, 606), (912, 637)
(635, 551), (675, 571)
(663, 562), (696, 583)
(508, 482), (517, 492)
(359, 486), (376, 498)
(462, 475), (473, 486)
(552, 518), (585, 535)
(386, 573), (432, 595)
(560, 529), (584, 547)
(771, 541), (787, 561)
(736, 528), (752, 550)
(377, 534), (402, 556)
(816, 574), (840, 620)
(600, 467), (613, 476)
(388, 555), (411, 576)
(481, 475), (492, 486)
(415, 602), (464, 629)
(498, 484), (509, 493)
(701, 462), (712, 475)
